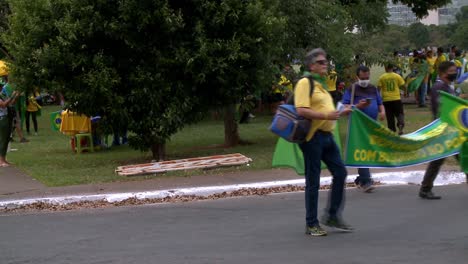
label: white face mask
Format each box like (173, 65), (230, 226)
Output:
(358, 79), (370, 87)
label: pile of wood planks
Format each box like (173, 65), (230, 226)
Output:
(116, 153), (252, 176)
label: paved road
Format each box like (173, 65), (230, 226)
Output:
(1, 185), (467, 264)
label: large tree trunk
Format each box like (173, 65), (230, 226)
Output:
(151, 142), (166, 161)
(224, 104), (240, 147)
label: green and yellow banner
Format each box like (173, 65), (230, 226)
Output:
(271, 92), (467, 173)
(344, 109), (463, 168)
(345, 92), (467, 172)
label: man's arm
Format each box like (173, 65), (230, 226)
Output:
(378, 104), (386, 121)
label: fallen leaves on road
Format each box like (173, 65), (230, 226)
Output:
(1, 182), (380, 213)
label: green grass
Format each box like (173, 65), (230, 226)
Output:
(8, 100), (437, 187)
(8, 106), (279, 186)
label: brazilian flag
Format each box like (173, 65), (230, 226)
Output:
(271, 122), (342, 174)
(439, 91), (468, 173)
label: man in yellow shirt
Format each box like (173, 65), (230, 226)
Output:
(294, 48), (352, 236)
(26, 89), (41, 135)
(426, 50), (436, 91)
(378, 63), (406, 135)
(326, 67), (339, 104)
(433, 47), (447, 84)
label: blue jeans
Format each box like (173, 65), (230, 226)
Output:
(299, 131), (347, 227)
(418, 82), (428, 106)
(355, 168), (372, 185)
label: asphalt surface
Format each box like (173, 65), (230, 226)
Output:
(1, 184), (467, 264)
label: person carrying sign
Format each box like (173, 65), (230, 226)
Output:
(419, 61), (468, 199)
(295, 48), (352, 236)
(342, 65), (385, 192)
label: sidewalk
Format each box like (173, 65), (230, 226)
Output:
(0, 167), (45, 197)
(0, 163), (464, 204)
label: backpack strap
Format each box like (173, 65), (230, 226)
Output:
(305, 76), (315, 97)
(350, 83), (357, 105)
(287, 76), (314, 105)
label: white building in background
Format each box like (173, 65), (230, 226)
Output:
(387, 2), (418, 26)
(388, 0), (468, 26)
(438, 0), (468, 25)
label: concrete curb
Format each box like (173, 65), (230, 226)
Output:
(0, 170), (466, 209)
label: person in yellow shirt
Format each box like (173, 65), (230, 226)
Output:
(270, 71), (293, 114)
(294, 48), (352, 236)
(378, 63), (406, 135)
(26, 89), (41, 135)
(426, 50), (436, 91)
(326, 67), (339, 104)
(433, 47), (447, 83)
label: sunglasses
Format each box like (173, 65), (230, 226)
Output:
(315, 60), (328, 65)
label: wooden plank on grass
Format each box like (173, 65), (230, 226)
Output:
(116, 153), (252, 176)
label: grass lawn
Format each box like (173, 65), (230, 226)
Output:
(8, 97), (437, 187)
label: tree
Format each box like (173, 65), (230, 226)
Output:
(450, 6), (468, 49)
(408, 22), (430, 48)
(2, 0), (204, 160)
(427, 24), (451, 48)
(2, 0), (285, 157)
(0, 0), (11, 59)
(177, 0), (285, 147)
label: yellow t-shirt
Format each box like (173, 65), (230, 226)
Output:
(427, 57), (437, 74)
(436, 54), (447, 67)
(294, 78), (335, 141)
(26, 92), (41, 112)
(377, 72), (405, 102)
(278, 74), (293, 92)
(326, 71), (337, 92)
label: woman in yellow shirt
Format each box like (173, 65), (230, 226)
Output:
(426, 50), (437, 90)
(26, 89), (41, 135)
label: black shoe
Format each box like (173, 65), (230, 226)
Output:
(419, 190), (441, 200)
(322, 216), (354, 232)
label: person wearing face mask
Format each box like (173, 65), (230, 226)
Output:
(378, 63), (406, 135)
(342, 65), (385, 192)
(419, 61), (468, 199)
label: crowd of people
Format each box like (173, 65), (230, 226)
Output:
(285, 47), (467, 237)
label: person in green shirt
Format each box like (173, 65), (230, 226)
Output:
(0, 90), (19, 166)
(1, 76), (28, 143)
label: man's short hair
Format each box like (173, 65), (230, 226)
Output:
(437, 47), (444, 53)
(438, 61), (456, 74)
(356, 65), (370, 76)
(385, 63), (394, 70)
(455, 50), (462, 57)
(304, 48), (326, 66)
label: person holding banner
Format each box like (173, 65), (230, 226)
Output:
(342, 65), (385, 192)
(378, 64), (406, 135)
(420, 61), (468, 199)
(295, 48), (352, 236)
